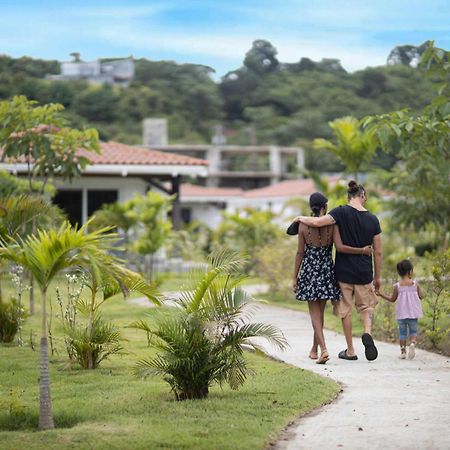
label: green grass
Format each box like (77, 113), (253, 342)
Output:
(0, 278), (340, 450)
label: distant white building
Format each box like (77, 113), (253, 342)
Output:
(47, 53), (134, 86)
(179, 177), (342, 229)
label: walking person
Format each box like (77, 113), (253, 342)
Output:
(292, 192), (372, 364)
(376, 259), (423, 359)
(294, 181), (382, 361)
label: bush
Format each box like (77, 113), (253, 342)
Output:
(131, 249), (287, 400)
(0, 299), (26, 343)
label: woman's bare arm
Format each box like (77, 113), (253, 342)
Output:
(292, 226), (306, 291)
(333, 226), (372, 255)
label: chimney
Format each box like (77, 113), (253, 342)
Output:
(143, 118), (168, 146)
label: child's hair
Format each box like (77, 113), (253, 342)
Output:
(397, 259), (414, 277)
(347, 180), (365, 199)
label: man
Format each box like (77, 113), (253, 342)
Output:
(295, 181), (382, 361)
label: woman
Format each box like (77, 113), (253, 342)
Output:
(292, 192), (371, 364)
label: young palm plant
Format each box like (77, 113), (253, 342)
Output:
(131, 248), (287, 400)
(0, 221), (159, 429)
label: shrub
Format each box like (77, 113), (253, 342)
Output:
(131, 248), (287, 400)
(0, 299), (25, 343)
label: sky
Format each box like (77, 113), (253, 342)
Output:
(0, 0), (449, 78)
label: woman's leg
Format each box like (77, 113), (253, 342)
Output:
(308, 300), (327, 354)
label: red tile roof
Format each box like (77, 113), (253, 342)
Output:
(243, 177), (341, 198)
(80, 141), (208, 166)
(181, 183), (243, 197)
(1, 141), (208, 167)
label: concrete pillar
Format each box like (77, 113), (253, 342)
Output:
(142, 118), (168, 146)
(296, 147), (305, 173)
(269, 146), (281, 184)
(206, 146), (221, 187)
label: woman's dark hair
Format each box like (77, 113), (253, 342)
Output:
(397, 259), (414, 277)
(309, 192), (328, 217)
(347, 180), (365, 199)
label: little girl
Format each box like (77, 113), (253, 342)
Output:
(377, 259), (423, 359)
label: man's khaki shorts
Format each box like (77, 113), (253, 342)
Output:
(334, 282), (378, 319)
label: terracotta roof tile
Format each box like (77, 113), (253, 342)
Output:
(1, 141), (208, 167)
(82, 142), (208, 166)
(243, 177), (341, 198)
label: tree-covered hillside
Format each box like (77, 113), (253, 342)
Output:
(0, 40), (438, 171)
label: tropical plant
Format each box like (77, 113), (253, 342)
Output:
(423, 250), (450, 348)
(0, 221), (146, 429)
(214, 208), (281, 272)
(363, 42), (450, 247)
(130, 249), (287, 400)
(0, 299), (24, 343)
(313, 116), (378, 180)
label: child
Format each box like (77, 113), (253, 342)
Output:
(376, 259), (423, 360)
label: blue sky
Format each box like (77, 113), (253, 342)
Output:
(0, 0), (449, 77)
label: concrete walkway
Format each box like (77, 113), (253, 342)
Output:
(129, 288), (450, 449)
(251, 303), (450, 450)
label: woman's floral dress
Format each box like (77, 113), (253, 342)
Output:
(296, 226), (341, 302)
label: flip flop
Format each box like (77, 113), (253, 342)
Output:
(362, 333), (378, 361)
(338, 349), (358, 360)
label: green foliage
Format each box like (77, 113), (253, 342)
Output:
(423, 250), (450, 347)
(214, 208), (281, 272)
(0, 299), (25, 343)
(0, 96), (99, 191)
(62, 311), (124, 370)
(130, 249), (287, 400)
(363, 42), (450, 243)
(313, 116), (378, 179)
(254, 239), (292, 295)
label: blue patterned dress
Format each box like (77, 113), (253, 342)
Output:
(295, 226), (341, 302)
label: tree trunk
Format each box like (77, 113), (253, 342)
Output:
(39, 289), (54, 430)
(87, 291), (95, 370)
(29, 270), (35, 315)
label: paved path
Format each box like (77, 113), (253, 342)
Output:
(251, 303), (450, 450)
(129, 287), (450, 450)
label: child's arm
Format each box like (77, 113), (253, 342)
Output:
(416, 282), (424, 300)
(333, 226), (372, 255)
(376, 284), (398, 303)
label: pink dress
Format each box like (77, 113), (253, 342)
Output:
(395, 281), (423, 320)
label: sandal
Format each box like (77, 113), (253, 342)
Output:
(338, 349), (358, 360)
(309, 351), (318, 360)
(316, 351), (329, 364)
(362, 333), (378, 361)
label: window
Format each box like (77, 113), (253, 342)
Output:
(53, 190), (82, 226)
(87, 190), (118, 217)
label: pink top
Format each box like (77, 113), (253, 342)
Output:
(395, 281), (423, 320)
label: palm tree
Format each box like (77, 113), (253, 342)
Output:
(0, 221), (148, 429)
(314, 116), (378, 180)
(131, 248), (287, 400)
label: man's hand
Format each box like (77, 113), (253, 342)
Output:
(362, 245), (373, 256)
(373, 277), (381, 293)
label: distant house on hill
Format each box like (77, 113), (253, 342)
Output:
(46, 53), (134, 86)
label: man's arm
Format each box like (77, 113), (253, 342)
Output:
(372, 233), (382, 291)
(333, 226), (372, 255)
(294, 214), (335, 228)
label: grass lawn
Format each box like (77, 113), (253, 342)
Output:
(0, 278), (340, 450)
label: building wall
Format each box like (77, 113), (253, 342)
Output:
(54, 176), (148, 223)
